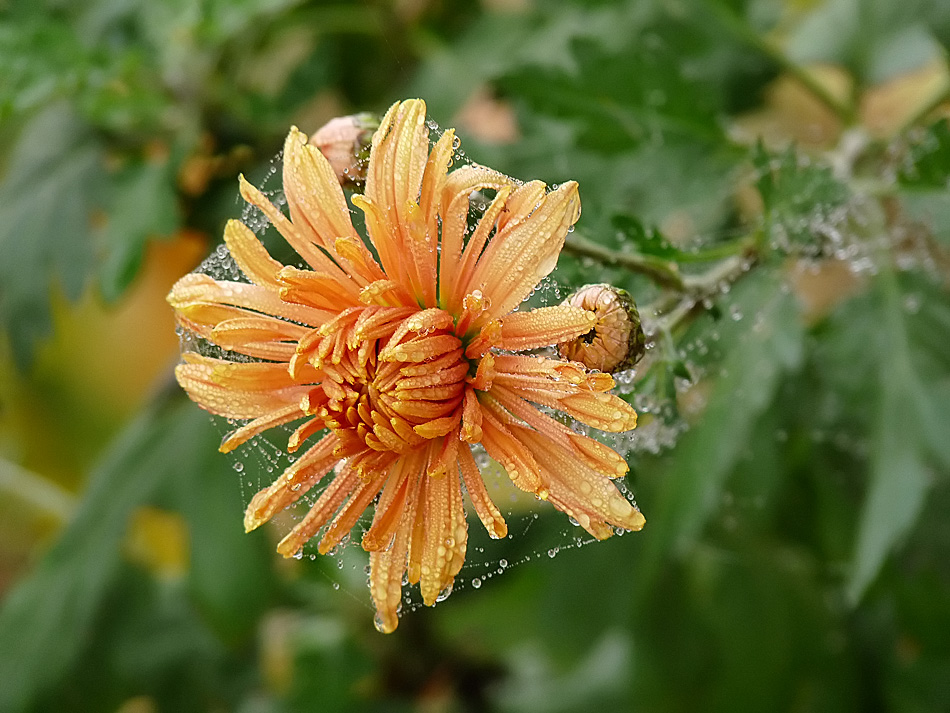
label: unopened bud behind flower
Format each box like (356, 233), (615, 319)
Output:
(558, 284), (645, 373)
(308, 112), (379, 188)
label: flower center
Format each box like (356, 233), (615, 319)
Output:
(295, 306), (470, 474)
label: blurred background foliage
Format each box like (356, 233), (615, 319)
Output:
(1, 0), (950, 711)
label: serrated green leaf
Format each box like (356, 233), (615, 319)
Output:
(501, 36), (725, 154)
(0, 103), (104, 368)
(610, 215), (685, 261)
(753, 143), (851, 252)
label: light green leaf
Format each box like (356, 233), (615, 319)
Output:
(849, 387), (931, 603)
(787, 0), (943, 85)
(753, 143), (851, 253)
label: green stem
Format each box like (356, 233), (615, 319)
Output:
(563, 233), (685, 290)
(658, 254), (755, 335)
(0, 458), (76, 522)
(673, 237), (756, 263)
(706, 0), (856, 125)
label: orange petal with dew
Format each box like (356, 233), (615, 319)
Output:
(499, 305), (597, 352)
(222, 219), (283, 287)
(175, 357), (305, 420)
(558, 390), (638, 432)
(458, 444), (507, 539)
(472, 181), (581, 322)
(282, 127), (358, 254)
(275, 464), (361, 558)
(244, 434), (340, 531)
(220, 404), (302, 454)
(369, 480), (418, 633)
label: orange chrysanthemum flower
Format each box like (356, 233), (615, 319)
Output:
(168, 99), (644, 632)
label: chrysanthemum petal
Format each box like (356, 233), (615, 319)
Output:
(238, 175), (358, 285)
(418, 468), (467, 605)
(169, 272), (327, 326)
(460, 388), (483, 443)
(367, 100), (429, 230)
(517, 428), (645, 537)
(419, 129), (455, 241)
(479, 408), (544, 494)
(175, 355), (305, 419)
(223, 220), (284, 287)
(282, 127), (359, 255)
(211, 315), (307, 349)
(558, 391), (638, 432)
(470, 181), (581, 323)
(499, 305), (597, 352)
(275, 463), (360, 557)
(317, 470), (388, 555)
(437, 166), (513, 309)
(244, 434), (340, 532)
(369, 481), (418, 633)
(220, 403), (302, 454)
(458, 444), (507, 539)
(362, 455), (420, 551)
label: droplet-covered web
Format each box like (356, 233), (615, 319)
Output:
(174, 123), (698, 609)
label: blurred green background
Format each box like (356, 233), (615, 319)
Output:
(2, 0), (950, 711)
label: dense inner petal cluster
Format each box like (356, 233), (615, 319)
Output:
(168, 98), (645, 633)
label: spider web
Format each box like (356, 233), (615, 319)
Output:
(179, 127), (703, 616)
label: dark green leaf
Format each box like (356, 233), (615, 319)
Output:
(0, 396), (218, 713)
(898, 119), (950, 191)
(0, 103), (103, 368)
(178, 444), (276, 644)
(638, 270), (805, 581)
(98, 157), (181, 302)
(501, 36), (725, 154)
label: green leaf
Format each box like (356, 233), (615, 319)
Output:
(0, 395), (217, 713)
(847, 271), (950, 602)
(610, 215), (686, 261)
(753, 143), (851, 253)
(898, 119), (950, 191)
(638, 270), (805, 582)
(177, 443), (276, 644)
(98, 157), (181, 302)
(0, 103), (104, 368)
(501, 36), (725, 154)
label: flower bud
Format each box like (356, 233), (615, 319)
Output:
(558, 284), (645, 373)
(308, 113), (379, 188)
